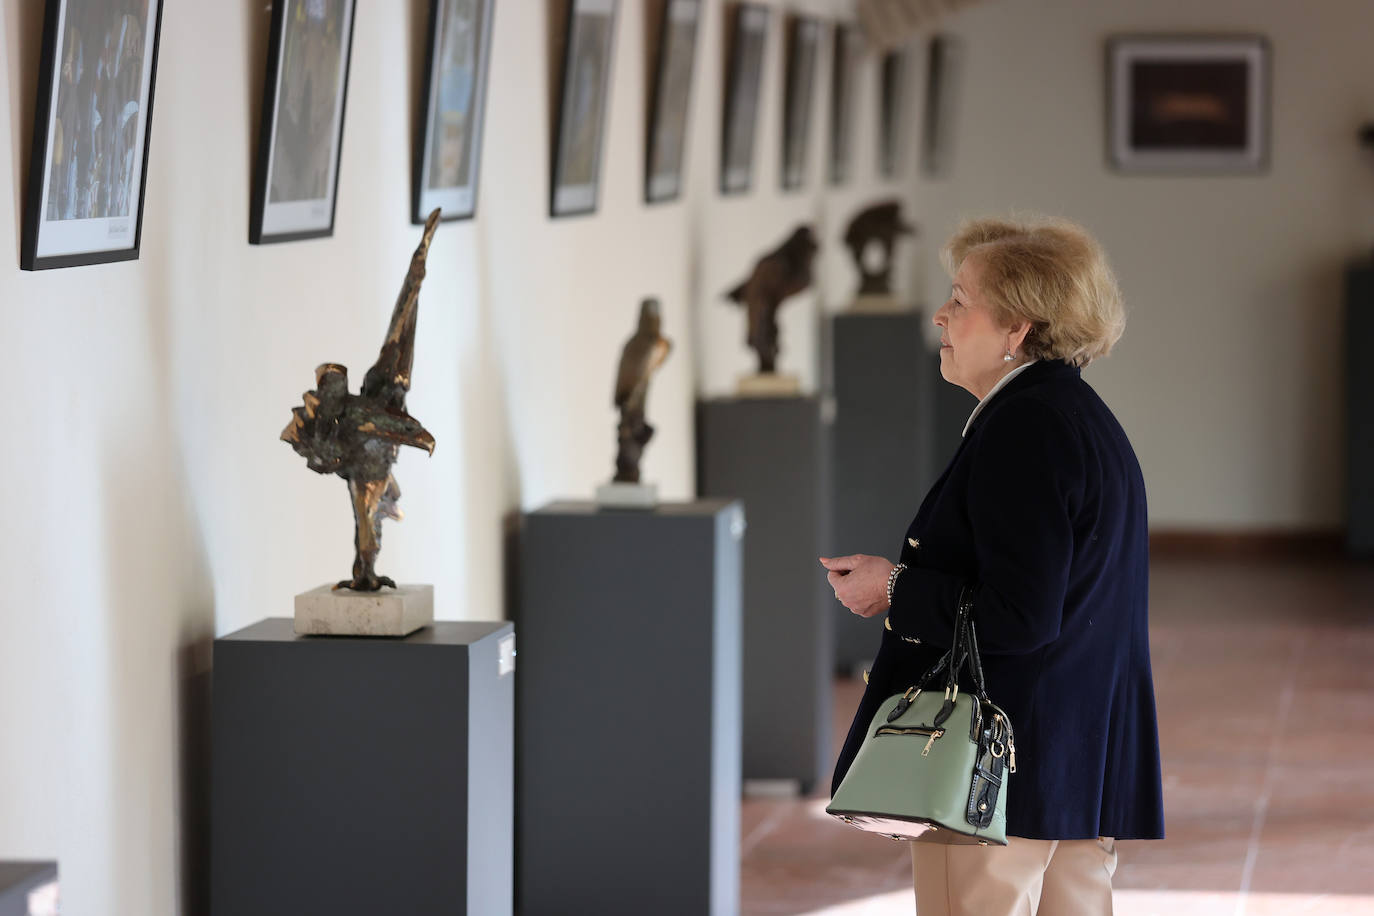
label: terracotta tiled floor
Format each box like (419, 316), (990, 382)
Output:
(740, 554), (1374, 914)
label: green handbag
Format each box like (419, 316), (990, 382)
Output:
(826, 588), (1017, 846)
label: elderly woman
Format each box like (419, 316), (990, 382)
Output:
(821, 215), (1163, 914)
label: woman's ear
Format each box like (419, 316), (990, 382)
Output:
(1007, 321), (1032, 355)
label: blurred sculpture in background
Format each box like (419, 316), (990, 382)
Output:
(612, 298), (673, 483)
(844, 200), (915, 299)
(281, 209), (443, 591)
(724, 225), (818, 374)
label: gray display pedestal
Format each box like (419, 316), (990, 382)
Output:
(1349, 264), (1374, 554)
(211, 618), (515, 916)
(517, 500), (743, 916)
(826, 310), (938, 672)
(0, 863), (56, 916)
(697, 396), (832, 791)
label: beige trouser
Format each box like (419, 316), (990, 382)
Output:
(911, 836), (1117, 916)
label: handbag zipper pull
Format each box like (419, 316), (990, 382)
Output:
(921, 728), (943, 756)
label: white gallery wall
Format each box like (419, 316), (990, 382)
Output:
(0, 0), (914, 912)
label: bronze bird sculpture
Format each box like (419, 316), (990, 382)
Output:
(612, 298), (672, 483)
(281, 209), (442, 591)
(844, 200), (915, 298)
(724, 225), (818, 374)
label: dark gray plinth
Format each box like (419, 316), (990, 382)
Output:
(697, 397), (832, 790)
(825, 311), (939, 671)
(0, 863), (57, 916)
(517, 500), (743, 916)
(1349, 265), (1374, 555)
(211, 618), (515, 916)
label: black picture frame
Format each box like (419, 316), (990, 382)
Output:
(250, 0), (357, 245)
(1107, 34), (1270, 174)
(720, 3), (769, 195)
(920, 33), (963, 180)
(878, 47), (907, 180)
(828, 22), (861, 186)
(644, 0), (701, 204)
(412, 0), (496, 224)
(551, 0), (619, 218)
(781, 15), (822, 191)
(21, 0), (166, 270)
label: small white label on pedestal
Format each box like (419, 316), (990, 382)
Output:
(498, 634), (517, 677)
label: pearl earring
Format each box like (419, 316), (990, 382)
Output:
(1003, 350), (1015, 362)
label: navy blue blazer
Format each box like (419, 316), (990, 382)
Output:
(832, 359), (1165, 841)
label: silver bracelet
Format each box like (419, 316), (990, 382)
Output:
(885, 563), (908, 607)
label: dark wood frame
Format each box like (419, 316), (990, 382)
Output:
(550, 0), (619, 218)
(250, 0), (358, 245)
(644, 0), (701, 204)
(21, 0), (166, 270)
(780, 15), (822, 192)
(719, 2), (770, 195)
(412, 0), (496, 224)
(1106, 34), (1271, 174)
(828, 22), (859, 186)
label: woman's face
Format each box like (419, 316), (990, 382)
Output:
(932, 253), (1027, 399)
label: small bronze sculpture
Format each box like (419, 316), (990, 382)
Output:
(612, 298), (673, 483)
(281, 209), (442, 591)
(844, 200), (915, 298)
(724, 225), (818, 374)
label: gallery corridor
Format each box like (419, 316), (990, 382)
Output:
(740, 553), (1374, 915)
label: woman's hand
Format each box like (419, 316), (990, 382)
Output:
(819, 554), (896, 618)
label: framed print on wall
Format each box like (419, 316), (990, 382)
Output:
(551, 0), (619, 218)
(1107, 35), (1270, 174)
(21, 0), (166, 271)
(250, 0), (357, 244)
(645, 0), (701, 204)
(878, 48), (907, 180)
(829, 22), (861, 186)
(781, 16), (822, 191)
(413, 0), (495, 223)
(920, 33), (963, 179)
(720, 3), (769, 195)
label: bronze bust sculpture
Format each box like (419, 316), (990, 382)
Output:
(724, 225), (818, 374)
(844, 200), (915, 298)
(612, 298), (673, 484)
(281, 209), (442, 591)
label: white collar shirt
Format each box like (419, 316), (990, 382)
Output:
(962, 359), (1040, 438)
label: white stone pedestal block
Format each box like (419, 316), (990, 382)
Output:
(294, 584), (434, 636)
(595, 481), (659, 508)
(736, 372), (801, 397)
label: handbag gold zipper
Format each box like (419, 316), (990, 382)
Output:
(874, 725), (946, 755)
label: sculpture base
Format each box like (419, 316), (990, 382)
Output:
(294, 583), (434, 636)
(736, 372), (801, 397)
(596, 481), (660, 509)
(848, 294), (909, 314)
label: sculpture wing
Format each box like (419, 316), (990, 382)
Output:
(614, 335), (653, 407)
(362, 208), (443, 403)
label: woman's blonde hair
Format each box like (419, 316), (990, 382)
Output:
(941, 215), (1125, 367)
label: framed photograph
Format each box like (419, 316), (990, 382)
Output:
(250, 0), (357, 244)
(413, 0), (495, 223)
(720, 3), (769, 195)
(1107, 35), (1270, 173)
(21, 0), (166, 270)
(878, 48), (907, 180)
(645, 0), (701, 204)
(551, 0), (619, 217)
(920, 33), (964, 179)
(781, 16), (822, 191)
(829, 23), (862, 186)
